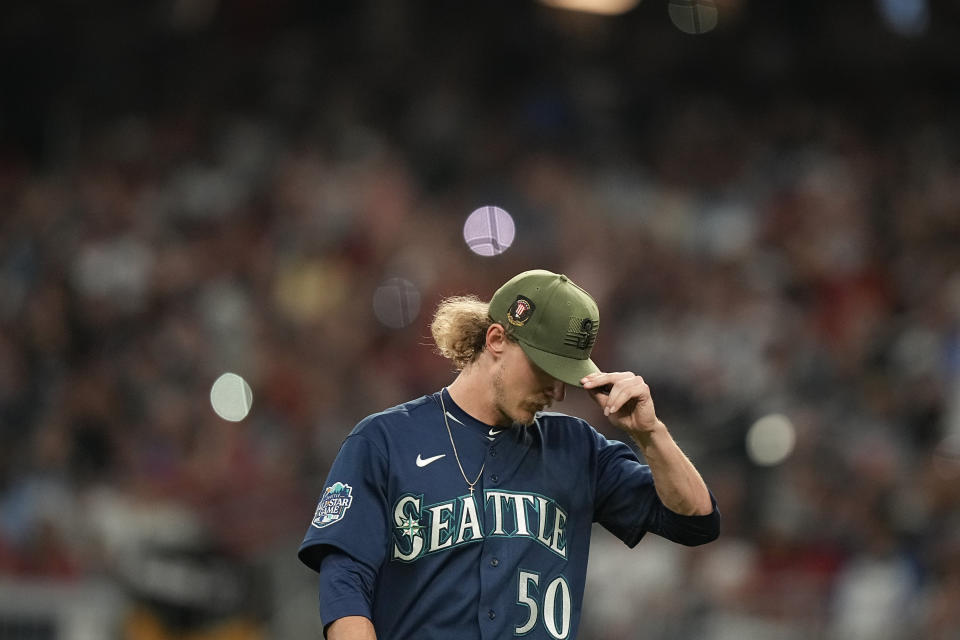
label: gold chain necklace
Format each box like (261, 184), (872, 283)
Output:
(440, 391), (485, 496)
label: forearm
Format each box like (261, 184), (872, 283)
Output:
(327, 616), (377, 640)
(632, 421), (712, 516)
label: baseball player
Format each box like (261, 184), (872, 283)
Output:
(299, 269), (720, 640)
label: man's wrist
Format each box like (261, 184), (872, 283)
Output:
(629, 419), (668, 450)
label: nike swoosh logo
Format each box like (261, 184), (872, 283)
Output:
(416, 453), (446, 468)
(488, 428), (503, 436)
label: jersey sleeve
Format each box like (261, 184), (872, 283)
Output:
(298, 431), (390, 576)
(592, 433), (659, 546)
(592, 429), (720, 547)
(316, 550), (378, 633)
(644, 492), (720, 546)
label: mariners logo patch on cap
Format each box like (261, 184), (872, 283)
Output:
(507, 295), (535, 327)
(312, 482), (354, 528)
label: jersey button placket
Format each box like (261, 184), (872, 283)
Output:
(478, 444), (502, 638)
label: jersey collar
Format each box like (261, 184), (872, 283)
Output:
(438, 387), (510, 440)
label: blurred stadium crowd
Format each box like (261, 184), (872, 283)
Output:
(2, 1), (960, 639)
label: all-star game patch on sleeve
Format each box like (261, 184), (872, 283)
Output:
(299, 430), (390, 574)
(312, 481), (355, 529)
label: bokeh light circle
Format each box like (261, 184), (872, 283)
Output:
(933, 435), (960, 480)
(210, 372), (254, 422)
(373, 277), (422, 329)
(668, 0), (718, 34)
(746, 413), (796, 466)
(463, 206), (516, 257)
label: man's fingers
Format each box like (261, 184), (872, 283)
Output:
(580, 372), (607, 388)
(582, 374), (612, 402)
(581, 371), (628, 389)
(603, 375), (647, 415)
(604, 383), (631, 415)
(581, 372), (652, 415)
(591, 383), (613, 395)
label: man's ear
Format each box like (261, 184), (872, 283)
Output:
(485, 323), (508, 358)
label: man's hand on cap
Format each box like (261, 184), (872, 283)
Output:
(581, 371), (663, 437)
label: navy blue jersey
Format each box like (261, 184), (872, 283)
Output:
(299, 389), (718, 639)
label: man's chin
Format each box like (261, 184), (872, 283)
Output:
(500, 403), (546, 427)
(515, 407), (542, 426)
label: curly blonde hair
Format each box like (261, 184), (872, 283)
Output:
(430, 296), (494, 370)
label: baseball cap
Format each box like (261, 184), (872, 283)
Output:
(488, 269), (601, 387)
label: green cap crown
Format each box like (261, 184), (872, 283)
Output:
(488, 270), (600, 387)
